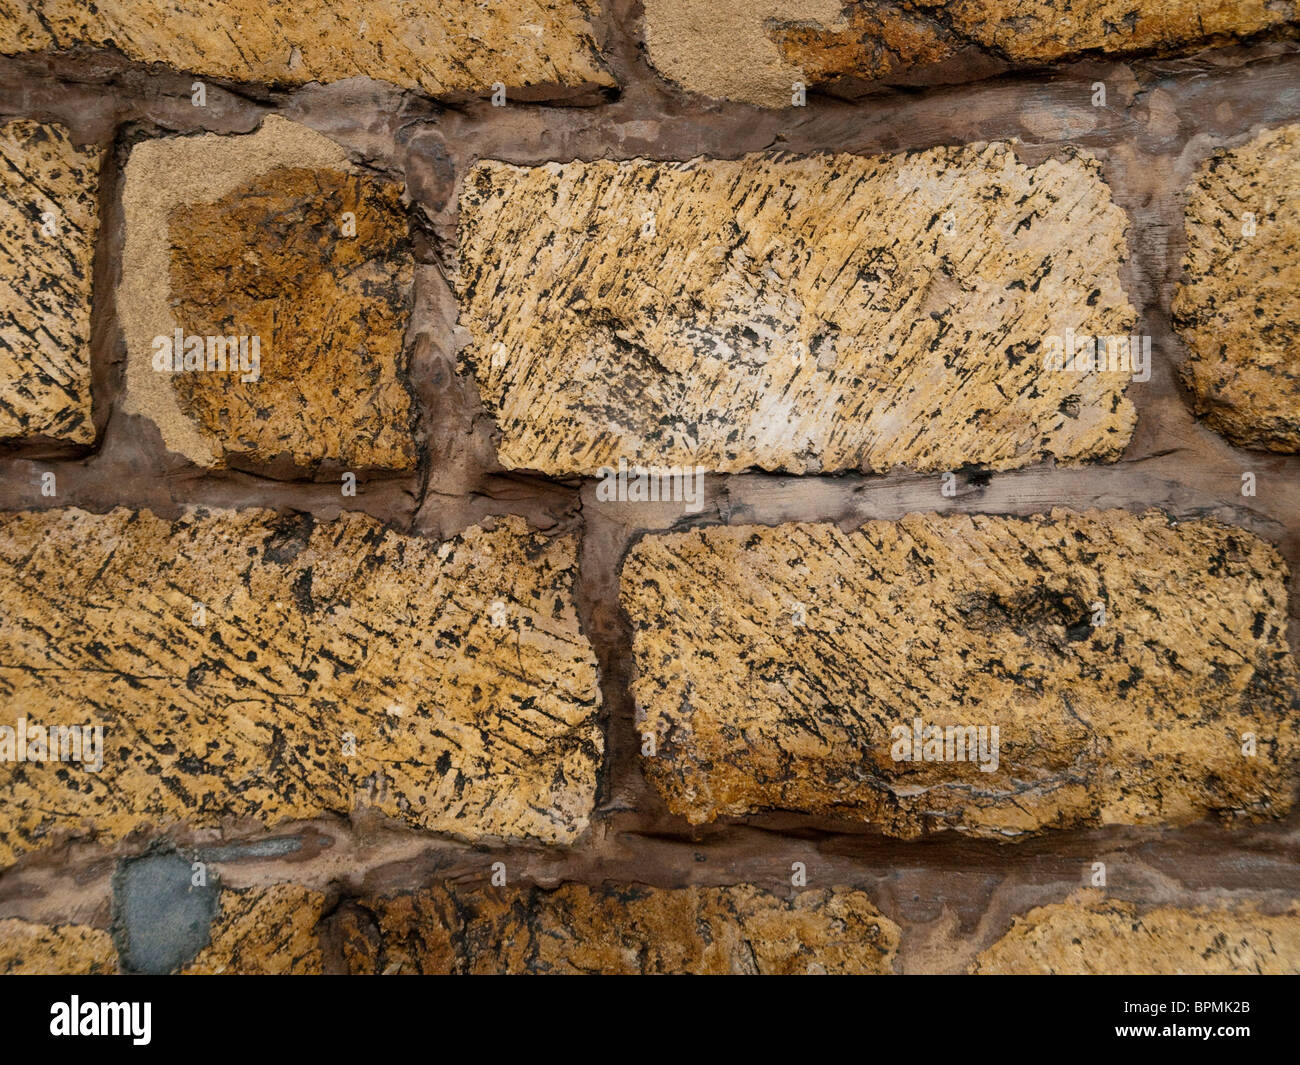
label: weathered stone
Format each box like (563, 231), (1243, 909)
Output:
(119, 116), (416, 471)
(622, 509), (1300, 838)
(643, 0), (1299, 107)
(0, 916), (117, 974)
(0, 0), (615, 100)
(183, 884), (326, 975)
(0, 119), (100, 443)
(972, 893), (1300, 974)
(458, 145), (1137, 475)
(1172, 123), (1300, 451)
(340, 883), (898, 974)
(0, 507), (602, 865)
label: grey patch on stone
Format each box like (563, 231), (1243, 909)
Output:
(112, 849), (221, 974)
(196, 835), (303, 863)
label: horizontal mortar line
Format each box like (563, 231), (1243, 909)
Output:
(415, 57), (1300, 151)
(2, 827), (1297, 897)
(0, 473), (1284, 527)
(5, 39), (1300, 159)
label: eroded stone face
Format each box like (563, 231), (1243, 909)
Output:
(166, 166), (415, 470)
(1172, 123), (1300, 452)
(0, 508), (602, 865)
(458, 145), (1137, 475)
(622, 510), (1300, 838)
(0, 917), (117, 974)
(0, 119), (100, 443)
(340, 883), (898, 974)
(643, 0), (1299, 107)
(183, 884), (326, 975)
(972, 893), (1300, 974)
(119, 117), (416, 472)
(0, 0), (615, 99)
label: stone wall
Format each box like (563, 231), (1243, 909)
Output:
(0, 0), (1298, 974)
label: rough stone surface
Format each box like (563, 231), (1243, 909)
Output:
(0, 507), (602, 865)
(0, 119), (100, 443)
(0, 0), (615, 99)
(0, 916), (117, 974)
(184, 884), (326, 975)
(6, 0), (1300, 983)
(340, 883), (898, 974)
(458, 144), (1137, 475)
(643, 0), (1300, 107)
(1172, 123), (1300, 451)
(622, 509), (1300, 838)
(120, 116), (416, 471)
(972, 893), (1300, 974)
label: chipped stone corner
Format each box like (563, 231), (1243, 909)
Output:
(118, 115), (354, 468)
